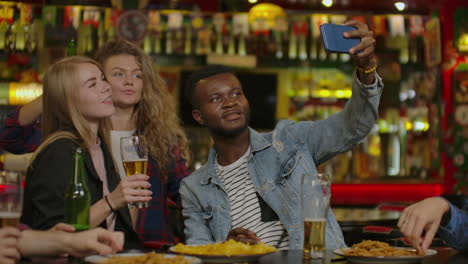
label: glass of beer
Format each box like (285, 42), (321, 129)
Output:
(120, 135), (149, 209)
(0, 171), (22, 228)
(301, 173), (331, 259)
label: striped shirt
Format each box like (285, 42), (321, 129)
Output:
(216, 147), (289, 249)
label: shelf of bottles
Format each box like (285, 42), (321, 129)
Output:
(0, 2), (444, 183)
(0, 2), (432, 101)
(0, 3), (430, 62)
(286, 64), (442, 183)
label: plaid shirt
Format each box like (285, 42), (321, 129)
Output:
(135, 148), (190, 244)
(0, 107), (41, 154)
(0, 107), (191, 243)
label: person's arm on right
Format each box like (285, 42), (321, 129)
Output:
(398, 197), (450, 252)
(288, 21), (382, 165)
(437, 198), (468, 251)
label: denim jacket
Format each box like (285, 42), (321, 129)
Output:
(438, 198), (468, 251)
(180, 73), (383, 249)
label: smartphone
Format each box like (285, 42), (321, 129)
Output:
(320, 24), (361, 53)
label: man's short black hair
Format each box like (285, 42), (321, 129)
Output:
(185, 64), (236, 108)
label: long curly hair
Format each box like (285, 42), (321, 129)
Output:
(94, 40), (189, 180)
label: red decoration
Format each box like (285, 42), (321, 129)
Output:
(7, 54), (30, 67)
(293, 21), (308, 36)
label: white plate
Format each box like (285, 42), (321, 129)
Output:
(169, 246), (276, 264)
(333, 248), (437, 264)
(84, 252), (202, 264)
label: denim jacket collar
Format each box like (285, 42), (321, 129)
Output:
(200, 127), (271, 185)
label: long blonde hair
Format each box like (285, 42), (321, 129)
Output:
(35, 56), (112, 156)
(95, 40), (189, 180)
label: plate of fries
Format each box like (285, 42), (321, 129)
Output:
(84, 252), (202, 264)
(333, 240), (437, 264)
(169, 240), (278, 263)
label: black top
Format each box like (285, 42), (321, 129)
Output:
(21, 137), (142, 249)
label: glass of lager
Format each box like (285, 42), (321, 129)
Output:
(0, 171), (22, 228)
(120, 135), (149, 208)
(301, 173), (331, 259)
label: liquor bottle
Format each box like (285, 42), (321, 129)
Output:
(215, 30), (223, 54)
(184, 24), (192, 55)
(85, 25), (94, 54)
(237, 33), (246, 56)
(97, 22), (106, 49)
(227, 30), (235, 55)
(67, 38), (76, 56)
(143, 32), (153, 54)
(165, 30), (173, 54)
(154, 32), (162, 54)
(15, 23), (26, 51)
(64, 148), (90, 231)
(288, 29), (297, 59)
(274, 30), (283, 59)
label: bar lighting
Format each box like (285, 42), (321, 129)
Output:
(457, 33), (468, 52)
(321, 0), (333, 8)
(248, 0), (258, 4)
(7, 82), (42, 105)
(378, 119), (429, 133)
(313, 89), (352, 98)
(394, 2), (407, 11)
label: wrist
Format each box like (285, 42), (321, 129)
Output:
(357, 58), (378, 75)
(105, 195), (117, 212)
(357, 65), (377, 74)
(357, 54), (378, 69)
(59, 232), (73, 252)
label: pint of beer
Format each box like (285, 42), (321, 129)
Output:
(303, 218), (326, 257)
(0, 171), (22, 228)
(120, 136), (149, 208)
(301, 173), (331, 259)
(123, 160), (148, 176)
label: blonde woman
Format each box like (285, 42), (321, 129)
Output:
(20, 56), (151, 249)
(95, 40), (190, 244)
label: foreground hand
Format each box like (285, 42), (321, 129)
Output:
(63, 228), (124, 257)
(0, 227), (21, 264)
(227, 228), (261, 245)
(108, 174), (152, 209)
(398, 197), (450, 252)
(343, 20), (376, 69)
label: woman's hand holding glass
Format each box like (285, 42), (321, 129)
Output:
(120, 136), (150, 208)
(107, 174), (152, 210)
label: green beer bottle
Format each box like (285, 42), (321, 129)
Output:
(64, 147), (90, 231)
(67, 39), (76, 56)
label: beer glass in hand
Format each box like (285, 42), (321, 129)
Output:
(301, 173), (331, 259)
(0, 171), (22, 228)
(120, 136), (149, 209)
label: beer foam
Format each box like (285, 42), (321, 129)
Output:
(122, 159), (147, 162)
(0, 212), (21, 218)
(304, 218), (326, 222)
